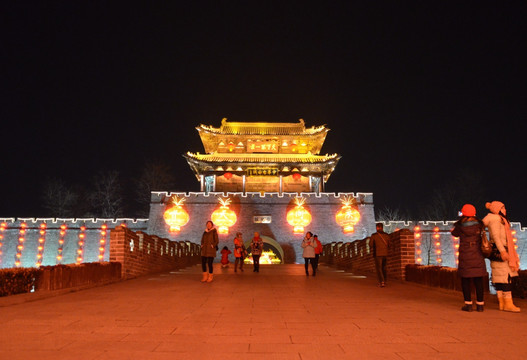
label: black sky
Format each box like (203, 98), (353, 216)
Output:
(2, 1), (526, 222)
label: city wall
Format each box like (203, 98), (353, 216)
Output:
(1, 193), (526, 270)
(147, 191), (377, 264)
(320, 229), (415, 280)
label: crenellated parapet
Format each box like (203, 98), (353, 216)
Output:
(147, 191), (376, 263)
(0, 218), (148, 269)
(379, 220), (527, 270)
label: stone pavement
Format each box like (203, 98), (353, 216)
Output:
(0, 264), (525, 360)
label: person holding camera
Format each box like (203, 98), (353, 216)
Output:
(451, 204), (487, 312)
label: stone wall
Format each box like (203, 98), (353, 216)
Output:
(109, 225), (200, 279)
(320, 229), (416, 280)
(0, 218), (147, 269)
(147, 191), (376, 264)
(382, 220), (527, 271)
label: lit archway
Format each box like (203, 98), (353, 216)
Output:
(244, 235), (284, 264)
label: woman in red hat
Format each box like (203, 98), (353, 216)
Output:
(451, 204), (487, 311)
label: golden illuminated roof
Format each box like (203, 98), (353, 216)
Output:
(197, 118), (328, 136)
(185, 152), (340, 164)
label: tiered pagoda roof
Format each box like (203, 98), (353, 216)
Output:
(196, 118), (330, 154)
(184, 118), (341, 186)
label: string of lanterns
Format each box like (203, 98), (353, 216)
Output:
(98, 224), (108, 261)
(76, 225), (86, 264)
(433, 226), (442, 264)
(36, 222), (47, 268)
(15, 222), (27, 267)
(414, 226), (422, 264)
(0, 222), (6, 265)
(56, 224), (67, 264)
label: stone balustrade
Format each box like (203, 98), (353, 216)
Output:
(320, 229), (415, 280)
(109, 225), (201, 279)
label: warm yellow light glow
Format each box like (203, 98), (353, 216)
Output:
(211, 197), (237, 234)
(163, 196), (190, 233)
(286, 197), (312, 234)
(245, 249), (281, 264)
(335, 196), (361, 234)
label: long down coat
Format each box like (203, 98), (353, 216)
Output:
(483, 213), (518, 283)
(451, 217), (487, 278)
(201, 228), (219, 257)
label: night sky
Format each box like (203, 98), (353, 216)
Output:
(2, 2), (526, 222)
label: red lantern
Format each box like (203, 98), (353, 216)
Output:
(211, 198), (237, 234)
(286, 197), (312, 234)
(292, 172), (301, 181)
(224, 172), (233, 180)
(163, 196), (190, 233)
(335, 196), (361, 234)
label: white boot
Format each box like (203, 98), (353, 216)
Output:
(502, 291), (520, 312)
(496, 290), (503, 310)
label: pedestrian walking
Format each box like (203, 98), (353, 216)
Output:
(313, 234), (323, 273)
(251, 232), (264, 272)
(451, 204), (487, 312)
(220, 246), (231, 268)
(200, 220), (219, 283)
(369, 223), (390, 287)
(483, 201), (521, 312)
(301, 231), (316, 276)
(233, 232), (245, 272)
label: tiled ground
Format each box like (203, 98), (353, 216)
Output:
(0, 264), (525, 359)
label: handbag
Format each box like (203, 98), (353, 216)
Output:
(480, 229), (492, 258)
(488, 243), (505, 262)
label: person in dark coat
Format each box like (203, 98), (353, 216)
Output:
(369, 223), (390, 287)
(451, 204), (488, 312)
(200, 220), (219, 283)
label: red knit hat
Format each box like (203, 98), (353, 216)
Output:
(461, 204), (476, 217)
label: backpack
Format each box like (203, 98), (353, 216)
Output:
(315, 239), (323, 254)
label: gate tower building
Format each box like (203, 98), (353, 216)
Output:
(184, 118), (341, 194)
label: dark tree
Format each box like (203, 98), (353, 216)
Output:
(41, 178), (78, 217)
(422, 169), (487, 220)
(135, 160), (176, 217)
(89, 170), (124, 218)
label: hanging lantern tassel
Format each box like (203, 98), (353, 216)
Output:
(335, 196), (361, 234)
(163, 196), (190, 233)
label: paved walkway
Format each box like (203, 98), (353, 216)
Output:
(0, 264), (525, 360)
